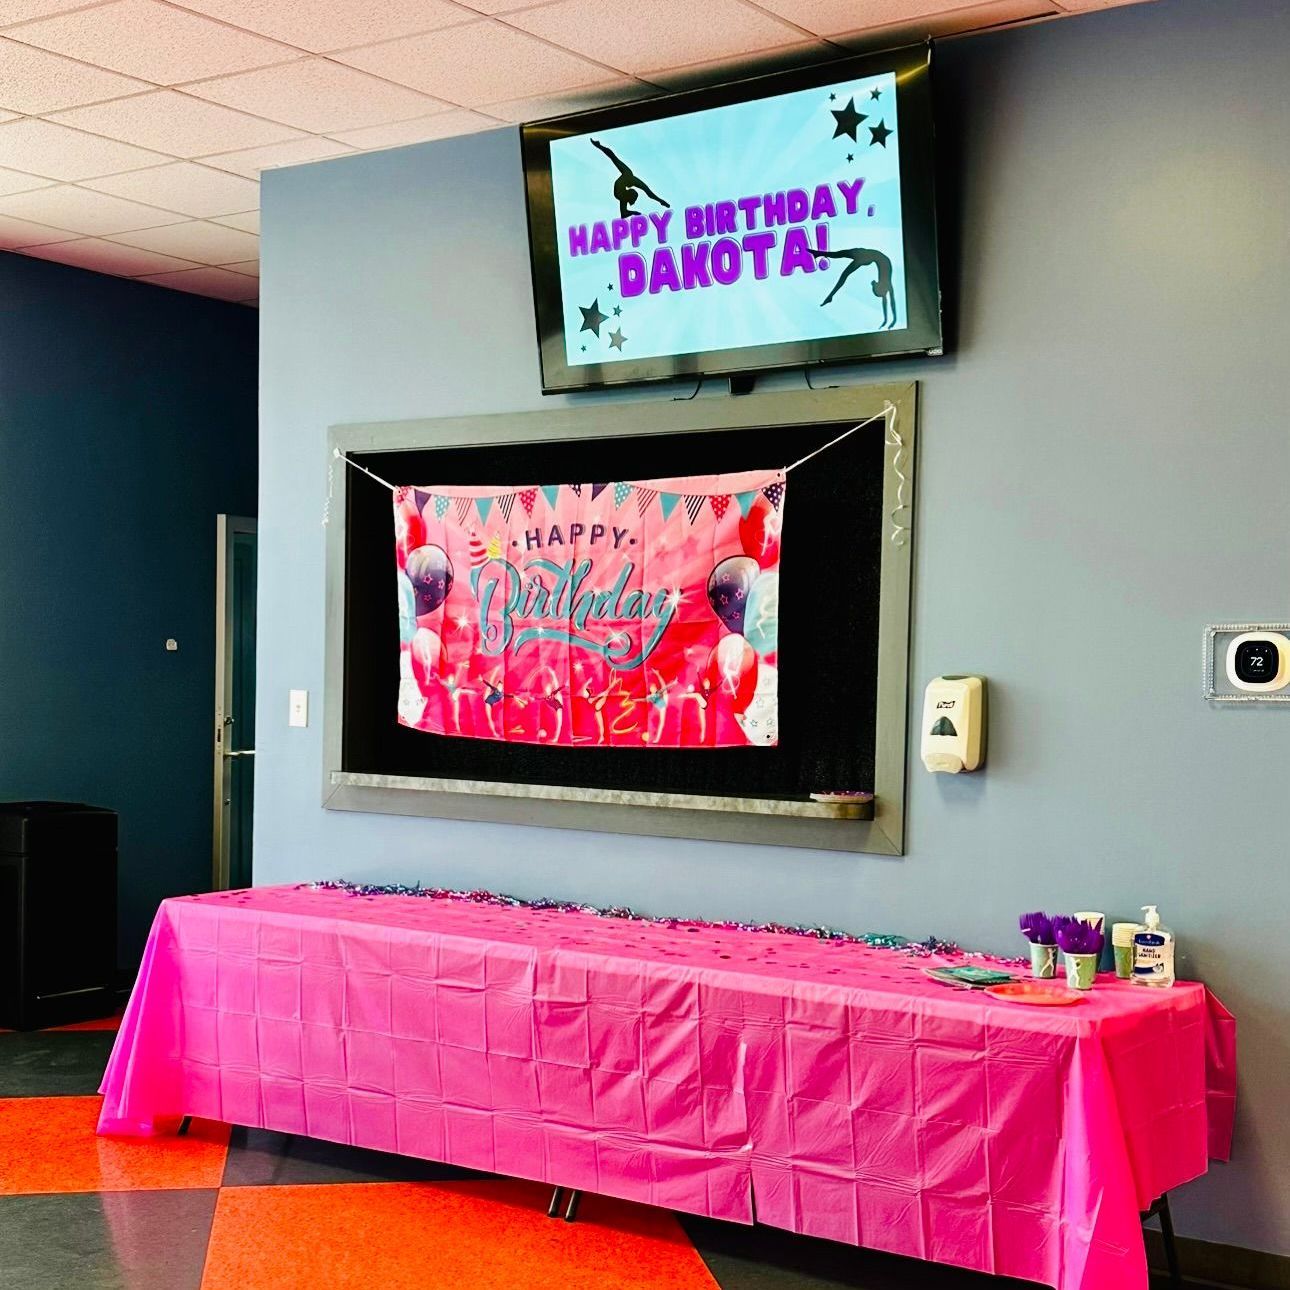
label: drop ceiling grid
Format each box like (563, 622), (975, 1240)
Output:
(0, 0), (1147, 301)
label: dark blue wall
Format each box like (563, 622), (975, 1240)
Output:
(0, 253), (258, 965)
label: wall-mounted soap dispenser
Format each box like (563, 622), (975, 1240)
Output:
(921, 676), (986, 773)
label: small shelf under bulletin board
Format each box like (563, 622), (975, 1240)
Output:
(323, 384), (916, 855)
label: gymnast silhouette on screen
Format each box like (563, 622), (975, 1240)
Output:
(591, 138), (670, 218)
(813, 244), (898, 329)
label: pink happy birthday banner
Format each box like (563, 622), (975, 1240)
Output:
(394, 469), (785, 748)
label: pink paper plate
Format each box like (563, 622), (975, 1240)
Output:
(986, 982), (1084, 1006)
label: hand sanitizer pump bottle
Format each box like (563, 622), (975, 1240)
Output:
(1132, 906), (1175, 988)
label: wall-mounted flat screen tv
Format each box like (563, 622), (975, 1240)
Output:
(521, 45), (940, 394)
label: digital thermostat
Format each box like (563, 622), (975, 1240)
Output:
(1204, 624), (1290, 703)
(921, 675), (986, 773)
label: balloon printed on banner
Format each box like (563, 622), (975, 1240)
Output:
(706, 555), (760, 637)
(743, 570), (779, 658)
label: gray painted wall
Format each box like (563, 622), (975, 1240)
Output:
(256, 0), (1289, 1256)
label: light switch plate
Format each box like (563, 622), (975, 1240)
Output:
(1204, 623), (1290, 703)
(288, 689), (309, 727)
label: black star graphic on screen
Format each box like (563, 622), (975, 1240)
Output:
(846, 153), (854, 163)
(829, 92), (836, 101)
(869, 87), (881, 101)
(613, 305), (622, 316)
(579, 298), (608, 335)
(869, 119), (893, 148)
(580, 344), (586, 352)
(607, 282), (614, 291)
(608, 328), (627, 351)
(831, 96), (866, 140)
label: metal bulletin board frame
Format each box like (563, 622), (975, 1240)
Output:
(322, 383), (917, 855)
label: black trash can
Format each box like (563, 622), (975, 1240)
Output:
(0, 801), (118, 1031)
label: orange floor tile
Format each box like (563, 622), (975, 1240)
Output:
(0, 1097), (229, 1195)
(201, 1179), (720, 1290)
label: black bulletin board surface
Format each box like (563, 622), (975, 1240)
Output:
(342, 418), (885, 802)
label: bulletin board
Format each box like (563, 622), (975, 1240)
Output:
(322, 384), (916, 855)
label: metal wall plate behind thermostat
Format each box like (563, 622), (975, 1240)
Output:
(1204, 623), (1290, 703)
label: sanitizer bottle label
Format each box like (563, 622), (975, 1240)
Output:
(1133, 932), (1170, 979)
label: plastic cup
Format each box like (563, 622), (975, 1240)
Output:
(1112, 922), (1144, 979)
(1029, 943), (1057, 979)
(1065, 952), (1098, 990)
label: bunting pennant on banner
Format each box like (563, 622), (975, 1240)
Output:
(393, 467), (787, 749)
(414, 490), (432, 514)
(570, 483), (582, 497)
(734, 490), (759, 518)
(590, 483), (609, 501)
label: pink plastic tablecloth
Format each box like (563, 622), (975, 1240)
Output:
(99, 887), (1236, 1290)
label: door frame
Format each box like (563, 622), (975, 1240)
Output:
(213, 514), (257, 891)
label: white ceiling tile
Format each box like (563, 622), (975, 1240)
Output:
(138, 264), (258, 301)
(199, 135), (355, 178)
(211, 207), (258, 232)
(482, 80), (657, 124)
(452, 0), (555, 10)
(19, 235), (200, 274)
(830, 0), (1054, 44)
(0, 36), (150, 114)
(0, 210), (78, 247)
(637, 40), (830, 90)
(107, 218), (258, 263)
(504, 0), (809, 75)
(0, 164), (54, 195)
(82, 161), (260, 217)
(327, 108), (501, 150)
(336, 21), (613, 106)
(746, 0), (972, 36)
(0, 110), (16, 122)
(54, 90), (304, 156)
(0, 0), (96, 23)
(184, 58), (448, 135)
(174, 0), (473, 54)
(0, 183), (186, 233)
(222, 258), (258, 276)
(0, 118), (169, 179)
(5, 0), (296, 83)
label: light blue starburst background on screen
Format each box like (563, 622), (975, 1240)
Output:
(549, 71), (904, 368)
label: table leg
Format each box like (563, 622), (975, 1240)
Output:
(1157, 1193), (1181, 1287)
(1141, 1192), (1181, 1287)
(177, 1116), (192, 1137)
(547, 1187), (565, 1218)
(564, 1190), (582, 1223)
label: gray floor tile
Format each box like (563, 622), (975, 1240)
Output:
(0, 1190), (215, 1290)
(0, 1031), (116, 1097)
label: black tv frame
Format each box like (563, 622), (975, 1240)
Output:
(521, 43), (941, 395)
